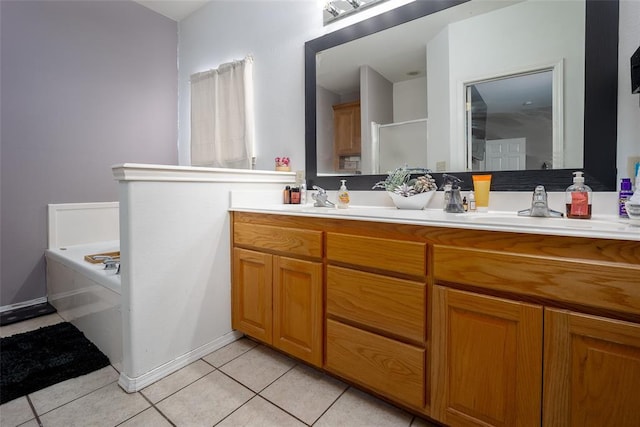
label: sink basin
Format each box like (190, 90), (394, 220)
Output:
(462, 213), (629, 231)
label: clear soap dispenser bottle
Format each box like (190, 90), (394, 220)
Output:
(565, 171), (592, 219)
(337, 179), (350, 209)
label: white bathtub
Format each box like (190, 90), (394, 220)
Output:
(46, 241), (123, 368)
(45, 202), (122, 369)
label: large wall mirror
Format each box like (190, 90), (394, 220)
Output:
(305, 0), (618, 191)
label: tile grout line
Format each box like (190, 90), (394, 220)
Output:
(309, 385), (351, 426)
(25, 395), (43, 427)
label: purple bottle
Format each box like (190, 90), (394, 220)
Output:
(619, 178), (633, 218)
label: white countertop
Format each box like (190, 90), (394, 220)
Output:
(230, 191), (640, 241)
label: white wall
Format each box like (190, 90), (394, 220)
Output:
(114, 165), (296, 390)
(177, 1), (316, 172)
(394, 77), (427, 122)
(316, 87), (340, 174)
(178, 0), (638, 185)
(360, 65), (393, 174)
(426, 29), (452, 172)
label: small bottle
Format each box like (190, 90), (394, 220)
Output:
(283, 185), (291, 204)
(565, 171), (592, 219)
(337, 179), (350, 209)
(300, 182), (307, 205)
(468, 191), (476, 212)
(462, 197), (468, 212)
(291, 187), (301, 204)
(619, 178), (633, 218)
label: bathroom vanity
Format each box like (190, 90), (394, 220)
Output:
(230, 206), (640, 426)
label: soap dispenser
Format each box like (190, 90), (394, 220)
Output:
(442, 174), (465, 213)
(337, 179), (350, 209)
(565, 171), (592, 219)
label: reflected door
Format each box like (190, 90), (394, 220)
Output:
(485, 138), (526, 171)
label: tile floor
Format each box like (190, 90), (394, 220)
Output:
(1, 313), (440, 427)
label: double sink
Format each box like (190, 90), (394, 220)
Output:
(255, 204), (639, 238)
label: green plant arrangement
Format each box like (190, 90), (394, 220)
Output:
(372, 167), (437, 196)
(373, 167), (438, 210)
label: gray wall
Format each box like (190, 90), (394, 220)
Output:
(0, 1), (178, 306)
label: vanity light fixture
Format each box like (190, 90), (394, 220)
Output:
(323, 0), (388, 25)
(325, 2), (341, 17)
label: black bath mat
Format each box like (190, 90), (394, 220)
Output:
(0, 322), (110, 404)
(0, 302), (57, 326)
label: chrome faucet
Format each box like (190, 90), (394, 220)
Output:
(100, 257), (121, 274)
(518, 185), (563, 217)
(311, 185), (335, 207)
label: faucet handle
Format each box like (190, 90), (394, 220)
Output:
(312, 185), (326, 194)
(103, 259), (119, 270)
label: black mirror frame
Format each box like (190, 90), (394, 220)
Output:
(305, 0), (618, 192)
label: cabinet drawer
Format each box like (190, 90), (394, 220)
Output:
(433, 245), (640, 316)
(327, 232), (426, 277)
(325, 319), (425, 408)
(327, 265), (425, 343)
(235, 223), (322, 258)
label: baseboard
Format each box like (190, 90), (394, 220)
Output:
(0, 297), (48, 313)
(117, 330), (244, 393)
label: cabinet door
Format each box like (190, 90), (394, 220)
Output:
(431, 286), (543, 427)
(232, 248), (272, 344)
(333, 103), (361, 155)
(273, 256), (323, 367)
(543, 309), (640, 427)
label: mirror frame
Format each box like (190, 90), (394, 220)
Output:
(305, 0), (619, 192)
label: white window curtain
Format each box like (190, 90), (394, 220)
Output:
(190, 56), (254, 168)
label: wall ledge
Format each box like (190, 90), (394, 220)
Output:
(112, 163), (296, 183)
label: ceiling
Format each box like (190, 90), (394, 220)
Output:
(133, 0), (209, 21)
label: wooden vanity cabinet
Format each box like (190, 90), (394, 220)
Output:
(430, 231), (640, 427)
(232, 220), (323, 367)
(232, 212), (640, 426)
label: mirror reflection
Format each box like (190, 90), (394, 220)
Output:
(315, 0), (585, 176)
(467, 69), (555, 172)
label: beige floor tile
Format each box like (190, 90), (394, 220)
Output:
(217, 396), (306, 427)
(141, 360), (214, 404)
(315, 387), (413, 427)
(0, 313), (65, 338)
(0, 397), (34, 427)
(119, 407), (173, 427)
(30, 366), (119, 415)
(38, 383), (149, 427)
(17, 419), (39, 427)
(219, 345), (295, 392)
(260, 364), (347, 424)
(157, 370), (254, 427)
(202, 337), (258, 368)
